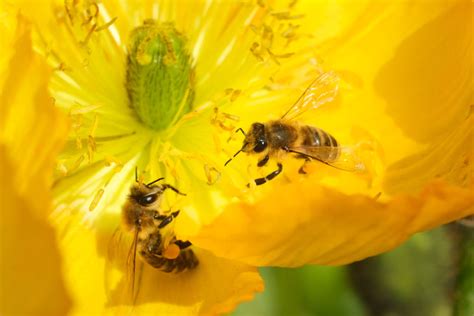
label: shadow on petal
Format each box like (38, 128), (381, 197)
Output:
(374, 1), (471, 143)
(384, 115), (472, 194)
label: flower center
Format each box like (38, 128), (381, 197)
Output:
(126, 20), (195, 131)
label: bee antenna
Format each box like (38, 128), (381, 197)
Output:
(224, 142), (248, 166)
(147, 177), (165, 187)
(135, 167), (138, 183)
(236, 128), (246, 136)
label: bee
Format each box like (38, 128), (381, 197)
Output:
(225, 71), (365, 185)
(121, 172), (199, 275)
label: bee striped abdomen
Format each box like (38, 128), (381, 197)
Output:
(300, 125), (339, 161)
(140, 247), (199, 273)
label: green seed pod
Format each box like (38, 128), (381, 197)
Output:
(126, 20), (195, 130)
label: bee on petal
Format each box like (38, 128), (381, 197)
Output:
(226, 71), (365, 186)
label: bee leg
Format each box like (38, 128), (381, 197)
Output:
(174, 240), (192, 250)
(161, 184), (186, 196)
(253, 163), (283, 186)
(257, 154), (269, 167)
(144, 230), (163, 254)
(298, 158), (311, 174)
(158, 210), (181, 229)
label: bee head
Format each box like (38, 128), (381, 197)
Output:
(129, 181), (164, 207)
(246, 122), (267, 153)
(122, 181), (163, 230)
(224, 123), (267, 166)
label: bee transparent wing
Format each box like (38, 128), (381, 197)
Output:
(125, 228), (141, 304)
(106, 227), (141, 306)
(281, 71), (340, 120)
(290, 145), (366, 172)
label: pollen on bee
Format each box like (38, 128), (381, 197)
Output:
(162, 243), (180, 260)
(89, 188), (104, 212)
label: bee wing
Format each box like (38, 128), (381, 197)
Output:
(106, 227), (141, 305)
(290, 145), (366, 172)
(281, 71), (340, 120)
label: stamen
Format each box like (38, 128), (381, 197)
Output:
(289, 0), (299, 8)
(211, 107), (240, 132)
(204, 164), (221, 185)
(95, 17), (118, 32)
(68, 154), (85, 175)
(250, 42), (264, 61)
(80, 23), (97, 47)
(87, 135), (96, 162)
(261, 24), (273, 49)
(270, 11), (304, 20)
(230, 90), (242, 102)
(96, 3), (121, 45)
(89, 188), (104, 212)
(89, 114), (99, 137)
(87, 114), (98, 162)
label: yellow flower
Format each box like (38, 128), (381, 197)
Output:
(2, 0), (472, 315)
(0, 8), (71, 315)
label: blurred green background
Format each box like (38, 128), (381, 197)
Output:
(232, 224), (473, 316)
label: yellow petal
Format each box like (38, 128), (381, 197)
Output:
(107, 248), (263, 316)
(0, 2), (17, 89)
(0, 13), (71, 315)
(193, 179), (473, 267)
(0, 12), (69, 217)
(0, 149), (71, 315)
(384, 115), (473, 194)
(319, 0), (471, 167)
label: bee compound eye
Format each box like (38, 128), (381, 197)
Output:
(139, 194), (157, 205)
(253, 139), (267, 153)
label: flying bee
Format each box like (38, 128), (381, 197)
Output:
(225, 71), (365, 185)
(121, 171), (198, 279)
